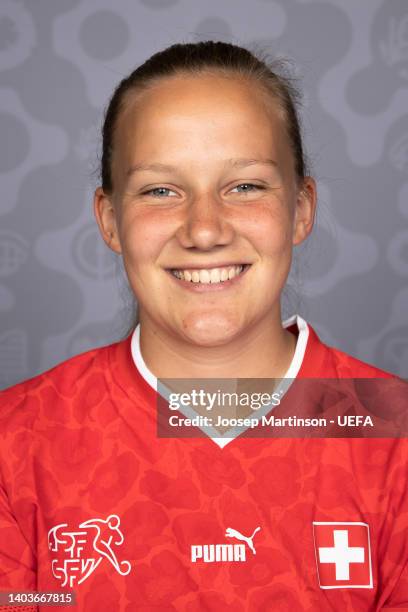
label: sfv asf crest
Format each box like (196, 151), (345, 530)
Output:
(48, 514), (131, 587)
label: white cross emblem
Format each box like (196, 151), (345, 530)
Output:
(313, 521), (373, 589)
(318, 529), (365, 580)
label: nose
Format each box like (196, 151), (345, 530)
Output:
(175, 192), (235, 251)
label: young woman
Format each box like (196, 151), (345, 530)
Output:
(0, 41), (406, 611)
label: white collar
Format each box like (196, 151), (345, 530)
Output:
(130, 315), (309, 448)
(131, 315), (309, 389)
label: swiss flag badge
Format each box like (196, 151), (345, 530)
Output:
(313, 522), (373, 589)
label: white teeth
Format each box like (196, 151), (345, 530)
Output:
(210, 268), (221, 283)
(171, 265), (246, 284)
(199, 269), (211, 283)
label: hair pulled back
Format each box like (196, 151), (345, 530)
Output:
(100, 40), (307, 194)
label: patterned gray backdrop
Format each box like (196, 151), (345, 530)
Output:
(1, 0), (407, 389)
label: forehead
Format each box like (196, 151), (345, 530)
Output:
(113, 73), (289, 170)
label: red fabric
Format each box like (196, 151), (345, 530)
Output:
(0, 324), (406, 611)
(0, 607), (37, 611)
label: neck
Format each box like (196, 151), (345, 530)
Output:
(138, 312), (298, 380)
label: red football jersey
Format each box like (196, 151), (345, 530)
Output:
(0, 316), (407, 611)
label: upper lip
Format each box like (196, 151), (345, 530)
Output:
(167, 262), (251, 270)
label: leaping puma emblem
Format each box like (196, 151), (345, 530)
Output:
(225, 526), (261, 554)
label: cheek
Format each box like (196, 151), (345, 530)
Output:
(122, 232), (151, 266)
(245, 206), (293, 255)
(118, 212), (169, 266)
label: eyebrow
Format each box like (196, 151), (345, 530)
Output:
(126, 157), (278, 177)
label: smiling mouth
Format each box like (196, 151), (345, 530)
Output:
(168, 264), (251, 285)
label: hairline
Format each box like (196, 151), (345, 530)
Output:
(108, 68), (296, 194)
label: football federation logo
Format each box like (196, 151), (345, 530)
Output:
(191, 526), (261, 563)
(48, 514), (131, 587)
(313, 522), (373, 589)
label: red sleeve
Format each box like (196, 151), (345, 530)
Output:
(382, 560), (408, 610)
(381, 440), (408, 611)
(0, 478), (37, 611)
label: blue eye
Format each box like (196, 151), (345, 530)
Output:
(143, 187), (176, 197)
(232, 183), (264, 193)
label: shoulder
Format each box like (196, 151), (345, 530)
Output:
(327, 345), (395, 378)
(305, 323), (396, 378)
(0, 340), (123, 429)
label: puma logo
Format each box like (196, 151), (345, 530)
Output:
(191, 526), (261, 563)
(225, 526), (261, 555)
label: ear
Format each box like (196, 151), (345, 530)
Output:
(93, 187), (122, 254)
(292, 176), (317, 246)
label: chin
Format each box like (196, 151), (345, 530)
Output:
(179, 311), (242, 347)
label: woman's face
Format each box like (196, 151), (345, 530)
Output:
(94, 73), (316, 346)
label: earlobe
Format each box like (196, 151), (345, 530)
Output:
(292, 177), (317, 246)
(93, 187), (122, 254)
